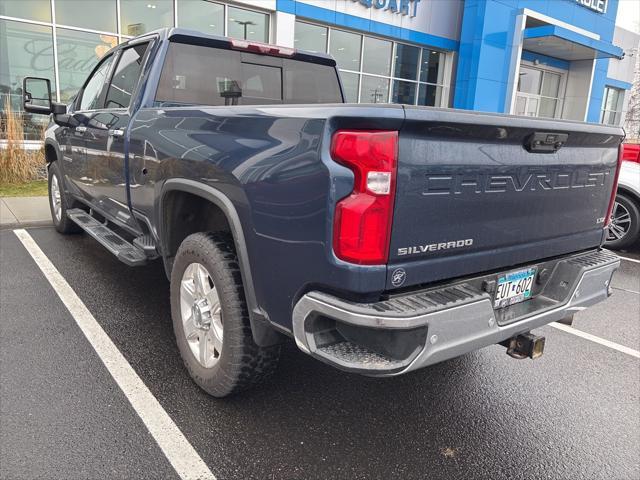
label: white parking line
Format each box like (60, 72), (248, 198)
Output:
(550, 322), (640, 359)
(617, 255), (640, 265)
(13, 229), (216, 480)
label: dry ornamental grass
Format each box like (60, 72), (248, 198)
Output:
(0, 99), (46, 184)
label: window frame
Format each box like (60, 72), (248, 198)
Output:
(74, 52), (117, 113)
(103, 41), (152, 111)
(515, 62), (567, 119)
(601, 86), (625, 126)
(294, 20), (448, 107)
(74, 39), (153, 113)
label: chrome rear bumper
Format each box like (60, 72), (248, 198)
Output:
(292, 249), (620, 375)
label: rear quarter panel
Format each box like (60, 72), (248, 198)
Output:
(128, 104), (403, 330)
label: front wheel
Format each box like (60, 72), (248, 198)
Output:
(48, 161), (80, 234)
(606, 193), (640, 250)
(170, 232), (280, 397)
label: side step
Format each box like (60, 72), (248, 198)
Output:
(67, 208), (151, 267)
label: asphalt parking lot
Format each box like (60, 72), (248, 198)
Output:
(1, 226), (639, 480)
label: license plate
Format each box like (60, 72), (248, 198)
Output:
(494, 267), (536, 308)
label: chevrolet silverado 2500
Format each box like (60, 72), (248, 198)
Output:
(23, 28), (622, 397)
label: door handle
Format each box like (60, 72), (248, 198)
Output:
(75, 126), (87, 133)
(108, 129), (125, 138)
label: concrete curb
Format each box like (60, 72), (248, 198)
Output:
(0, 196), (52, 229)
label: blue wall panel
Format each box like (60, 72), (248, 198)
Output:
(277, 0), (622, 123)
(454, 0), (620, 121)
(275, 0), (459, 51)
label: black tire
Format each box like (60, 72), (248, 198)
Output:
(48, 161), (81, 234)
(170, 232), (280, 397)
(606, 193), (640, 250)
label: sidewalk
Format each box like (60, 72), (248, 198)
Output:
(0, 196), (52, 228)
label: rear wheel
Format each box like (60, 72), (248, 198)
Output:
(606, 193), (640, 250)
(48, 161), (80, 234)
(170, 232), (280, 397)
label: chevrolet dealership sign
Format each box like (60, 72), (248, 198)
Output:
(351, 0), (421, 17)
(575, 0), (608, 14)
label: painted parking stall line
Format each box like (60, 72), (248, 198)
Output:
(550, 322), (640, 359)
(13, 229), (216, 480)
(617, 255), (640, 265)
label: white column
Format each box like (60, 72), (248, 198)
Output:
(274, 11), (295, 48)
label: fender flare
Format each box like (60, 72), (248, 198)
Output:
(43, 138), (62, 164)
(159, 179), (283, 346)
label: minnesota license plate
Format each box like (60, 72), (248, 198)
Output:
(494, 267), (536, 308)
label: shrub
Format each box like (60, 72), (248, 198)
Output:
(0, 99), (45, 184)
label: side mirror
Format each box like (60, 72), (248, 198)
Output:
(23, 77), (53, 115)
(22, 77), (67, 116)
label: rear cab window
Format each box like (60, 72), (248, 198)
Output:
(154, 42), (343, 107)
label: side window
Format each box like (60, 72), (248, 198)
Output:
(79, 55), (114, 111)
(104, 43), (149, 109)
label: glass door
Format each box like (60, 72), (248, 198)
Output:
(515, 65), (564, 118)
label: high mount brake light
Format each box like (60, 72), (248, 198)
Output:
(604, 144), (624, 228)
(331, 130), (398, 265)
(230, 39), (295, 57)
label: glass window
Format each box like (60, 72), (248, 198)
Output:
(120, 0), (173, 36)
(330, 30), (361, 71)
(178, 0), (224, 36)
(155, 42), (342, 106)
(362, 37), (392, 76)
(601, 86), (624, 126)
(418, 83), (442, 107)
(290, 23), (449, 107)
(394, 44), (419, 80)
(361, 75), (389, 104)
(0, 20), (54, 139)
(56, 29), (117, 103)
(514, 96), (527, 116)
(294, 22), (327, 53)
(157, 43), (240, 106)
(0, 0), (51, 22)
(604, 87), (620, 112)
(227, 7), (269, 42)
(541, 72), (561, 98)
(392, 80), (416, 105)
(538, 97), (557, 118)
(104, 43), (149, 109)
(517, 66), (541, 95)
(284, 60), (342, 104)
(56, 0), (117, 33)
(420, 50), (442, 85)
(241, 63), (281, 102)
(340, 72), (359, 103)
(79, 55), (114, 110)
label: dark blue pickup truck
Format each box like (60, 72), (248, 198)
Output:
(24, 28), (623, 397)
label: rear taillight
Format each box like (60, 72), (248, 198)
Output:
(331, 130), (398, 265)
(230, 39), (295, 57)
(604, 145), (624, 227)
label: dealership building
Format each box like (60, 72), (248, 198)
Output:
(1, 0), (638, 140)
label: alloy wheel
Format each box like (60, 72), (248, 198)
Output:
(50, 174), (62, 222)
(179, 263), (224, 368)
(607, 201), (631, 242)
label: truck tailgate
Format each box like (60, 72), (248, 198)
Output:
(387, 107), (623, 290)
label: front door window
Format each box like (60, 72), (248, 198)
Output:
(515, 66), (563, 118)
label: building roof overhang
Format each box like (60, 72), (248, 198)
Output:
(523, 25), (624, 61)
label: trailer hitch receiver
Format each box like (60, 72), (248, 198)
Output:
(500, 332), (545, 360)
